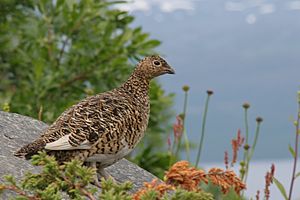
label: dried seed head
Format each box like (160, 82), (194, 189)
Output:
(270, 164), (275, 177)
(224, 151), (229, 169)
(239, 168), (245, 175)
(244, 144), (250, 150)
(256, 117), (263, 123)
(178, 113), (185, 121)
(182, 85), (190, 92)
(256, 190), (260, 200)
(240, 161), (245, 167)
(206, 90), (214, 95)
(242, 102), (250, 109)
(294, 121), (298, 127)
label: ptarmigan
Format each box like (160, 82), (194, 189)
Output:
(14, 55), (175, 186)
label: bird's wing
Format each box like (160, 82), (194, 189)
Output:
(45, 134), (91, 150)
(44, 94), (128, 151)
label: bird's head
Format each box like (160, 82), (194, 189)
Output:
(133, 55), (175, 80)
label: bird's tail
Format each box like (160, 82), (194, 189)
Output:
(14, 138), (46, 159)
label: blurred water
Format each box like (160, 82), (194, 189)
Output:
(127, 0), (300, 162)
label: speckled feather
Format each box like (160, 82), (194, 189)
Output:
(14, 55), (175, 168)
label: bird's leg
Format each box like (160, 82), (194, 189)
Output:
(97, 167), (117, 183)
(89, 162), (102, 188)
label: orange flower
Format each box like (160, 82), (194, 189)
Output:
(173, 115), (183, 141)
(231, 129), (245, 166)
(164, 161), (246, 194)
(264, 164), (275, 200)
(208, 168), (246, 194)
(164, 161), (207, 191)
(224, 151), (229, 169)
(134, 161), (246, 200)
(132, 179), (174, 200)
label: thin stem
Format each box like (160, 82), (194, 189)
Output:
(60, 73), (88, 88)
(183, 129), (190, 162)
(169, 134), (175, 167)
(249, 123), (261, 159)
(174, 90), (190, 161)
(182, 91), (190, 161)
(59, 56), (113, 88)
(38, 105), (43, 121)
(2, 185), (40, 200)
(46, 23), (54, 62)
(195, 93), (211, 168)
(62, 172), (96, 200)
(241, 107), (250, 181)
(245, 108), (249, 143)
(56, 12), (86, 69)
(56, 37), (69, 68)
(244, 120), (262, 183)
(288, 100), (300, 200)
(76, 185), (96, 200)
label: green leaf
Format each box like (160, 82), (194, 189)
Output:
(4, 175), (16, 185)
(295, 171), (300, 179)
(137, 40), (160, 50)
(273, 177), (288, 200)
(15, 197), (29, 200)
(288, 145), (296, 158)
(65, 0), (77, 10)
(140, 189), (159, 200)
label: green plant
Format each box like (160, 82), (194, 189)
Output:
(239, 103), (263, 184)
(0, 0), (174, 173)
(167, 89), (214, 169)
(0, 152), (136, 200)
(100, 178), (133, 200)
(195, 90), (213, 168)
(0, 151), (134, 200)
(273, 91), (300, 200)
(0, 153), (215, 200)
(164, 189), (214, 200)
(174, 85), (190, 162)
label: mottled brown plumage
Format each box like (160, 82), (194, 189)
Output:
(15, 55), (174, 183)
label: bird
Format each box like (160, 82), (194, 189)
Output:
(14, 55), (175, 186)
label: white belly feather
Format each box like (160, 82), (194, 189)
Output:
(85, 145), (132, 166)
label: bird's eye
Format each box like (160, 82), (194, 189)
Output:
(153, 60), (161, 66)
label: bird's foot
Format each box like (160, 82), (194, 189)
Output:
(92, 174), (102, 188)
(87, 162), (102, 188)
(97, 168), (117, 183)
(86, 162), (118, 187)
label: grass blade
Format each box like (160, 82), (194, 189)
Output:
(273, 177), (288, 200)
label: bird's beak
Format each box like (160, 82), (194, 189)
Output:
(164, 65), (175, 74)
(167, 67), (175, 74)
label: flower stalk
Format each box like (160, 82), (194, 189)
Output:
(172, 85), (191, 164)
(244, 117), (263, 183)
(195, 90), (213, 168)
(288, 91), (300, 200)
(240, 103), (250, 181)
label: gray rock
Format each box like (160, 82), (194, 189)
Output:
(0, 111), (159, 199)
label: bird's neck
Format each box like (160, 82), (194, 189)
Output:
(120, 73), (150, 99)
